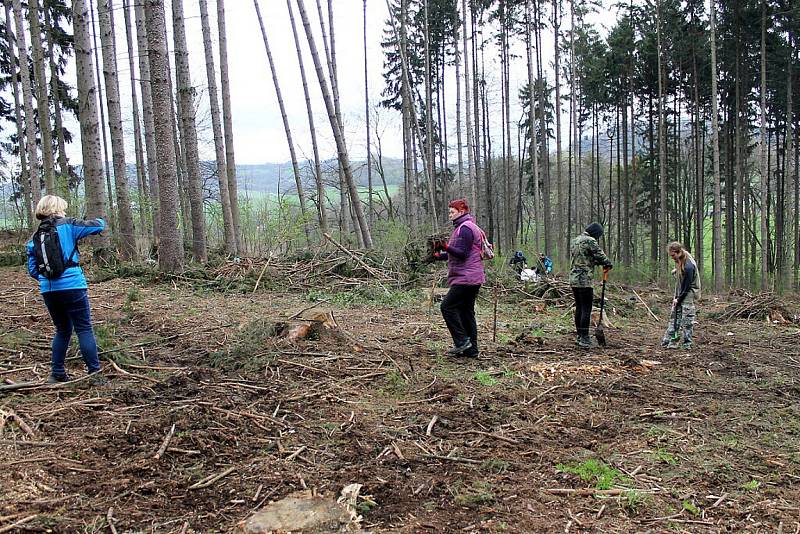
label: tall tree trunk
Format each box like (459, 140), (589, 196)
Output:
(90, 0), (115, 233)
(323, 0), (355, 241)
(454, 8), (464, 199)
(27, 0), (55, 193)
(553, 0), (564, 258)
(384, 0), (438, 226)
(568, 0), (577, 243)
(400, 0), (412, 222)
(98, 0), (136, 259)
(172, 0), (207, 262)
(502, 0), (513, 246)
(692, 54), (703, 281)
(657, 0), (668, 275)
(461, 0), (474, 207)
(535, 0), (552, 258)
(73, 0), (110, 250)
(145, 0), (183, 271)
(423, 0), (436, 221)
(296, 0), (373, 248)
(735, 23), (744, 286)
(12, 0), (41, 212)
(216, 0), (241, 248)
(253, 0), (310, 241)
(471, 4), (482, 221)
(199, 0), (237, 255)
(286, 0), (328, 235)
(363, 0), (374, 226)
(122, 0), (149, 237)
(135, 0), (159, 241)
(759, 0), (769, 290)
(526, 0), (540, 250)
(5, 0), (32, 226)
(44, 6), (70, 193)
(710, 0), (723, 291)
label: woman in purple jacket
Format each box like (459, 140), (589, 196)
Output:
(433, 199), (486, 358)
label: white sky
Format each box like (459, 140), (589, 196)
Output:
(2, 1), (615, 168)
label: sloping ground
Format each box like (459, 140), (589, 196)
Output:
(1, 266), (799, 533)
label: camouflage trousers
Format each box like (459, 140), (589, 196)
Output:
(661, 300), (697, 347)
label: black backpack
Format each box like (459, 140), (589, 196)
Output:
(32, 217), (78, 279)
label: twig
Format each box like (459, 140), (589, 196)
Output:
(424, 453), (480, 464)
(288, 299), (331, 320)
(526, 383), (571, 405)
(425, 415), (438, 436)
(252, 262), (270, 294)
(397, 394), (448, 405)
(543, 488), (625, 496)
(0, 439), (55, 447)
(632, 289), (659, 322)
(0, 515), (38, 533)
(108, 360), (160, 384)
(106, 508), (118, 534)
(493, 284), (498, 342)
(449, 429), (519, 445)
(0, 408), (36, 438)
(188, 466), (237, 490)
(153, 424), (176, 460)
(285, 446), (307, 462)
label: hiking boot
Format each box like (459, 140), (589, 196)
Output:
(47, 374), (70, 384)
(576, 335), (594, 349)
(88, 372), (109, 387)
(447, 340), (473, 356)
(666, 340), (680, 350)
(681, 342), (693, 351)
(460, 347), (479, 359)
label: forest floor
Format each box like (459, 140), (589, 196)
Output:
(1, 262), (799, 533)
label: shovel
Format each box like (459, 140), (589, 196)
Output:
(670, 298), (681, 344)
(595, 268), (609, 347)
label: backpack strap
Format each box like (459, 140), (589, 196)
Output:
(65, 242), (79, 268)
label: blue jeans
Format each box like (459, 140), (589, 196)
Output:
(42, 289), (100, 376)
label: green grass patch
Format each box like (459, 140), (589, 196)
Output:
(652, 448), (678, 465)
(682, 500), (700, 516)
(481, 458), (510, 474)
(306, 287), (421, 307)
(473, 371), (499, 387)
(556, 459), (628, 490)
(451, 480), (495, 508)
(207, 318), (277, 371)
(741, 479), (760, 491)
(383, 370), (407, 393)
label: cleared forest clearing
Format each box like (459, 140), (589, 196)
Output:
(1, 264), (799, 533)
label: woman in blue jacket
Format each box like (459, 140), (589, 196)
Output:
(26, 195), (107, 385)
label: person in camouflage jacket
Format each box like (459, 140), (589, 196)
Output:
(569, 223), (613, 348)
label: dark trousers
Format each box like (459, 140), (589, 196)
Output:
(42, 289), (100, 376)
(441, 284), (480, 352)
(572, 287), (593, 337)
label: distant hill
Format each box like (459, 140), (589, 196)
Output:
(236, 157), (405, 194)
(84, 157), (405, 195)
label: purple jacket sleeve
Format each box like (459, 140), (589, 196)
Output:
(447, 225), (474, 260)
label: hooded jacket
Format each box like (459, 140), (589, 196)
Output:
(569, 232), (613, 287)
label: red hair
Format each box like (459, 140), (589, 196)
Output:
(448, 199), (469, 212)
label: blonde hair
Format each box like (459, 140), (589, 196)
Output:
(667, 241), (687, 275)
(35, 195), (68, 220)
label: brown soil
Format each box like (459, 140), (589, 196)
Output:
(1, 266), (799, 533)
